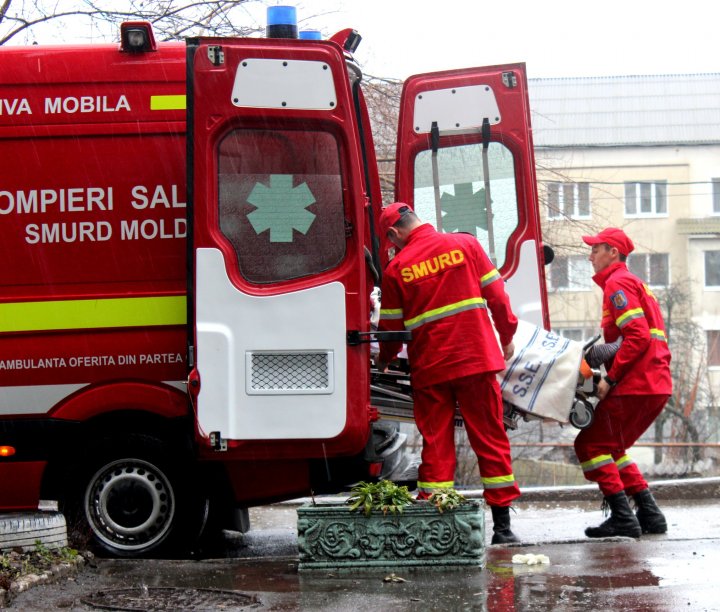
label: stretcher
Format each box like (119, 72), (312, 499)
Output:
(372, 320), (610, 431)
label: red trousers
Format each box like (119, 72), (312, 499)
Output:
(413, 372), (520, 507)
(574, 394), (669, 496)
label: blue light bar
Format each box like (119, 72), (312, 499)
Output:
(299, 30), (322, 40)
(267, 6), (298, 38)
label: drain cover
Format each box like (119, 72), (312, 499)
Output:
(81, 587), (260, 611)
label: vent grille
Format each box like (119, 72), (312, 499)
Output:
(249, 352), (331, 392)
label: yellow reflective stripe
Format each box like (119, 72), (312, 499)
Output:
(650, 328), (667, 341)
(482, 474), (515, 485)
(581, 454), (614, 472)
(643, 283), (657, 301)
(379, 307), (403, 320)
(615, 454), (635, 470)
(616, 307), (644, 328)
(480, 269), (501, 287)
(417, 481), (454, 490)
(482, 474), (516, 489)
(0, 296), (186, 333)
(405, 296), (486, 330)
(150, 94), (186, 110)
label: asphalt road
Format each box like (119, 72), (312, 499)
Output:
(7, 491), (720, 611)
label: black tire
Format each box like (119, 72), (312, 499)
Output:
(77, 435), (208, 558)
(569, 399), (594, 430)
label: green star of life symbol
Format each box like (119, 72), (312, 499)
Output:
(246, 174), (316, 242)
(439, 182), (488, 234)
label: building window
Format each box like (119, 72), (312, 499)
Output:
(624, 181), (667, 217)
(705, 251), (720, 288)
(547, 182), (590, 220)
(548, 255), (593, 291)
(713, 178), (720, 215)
(628, 253), (670, 287)
(708, 331), (720, 367)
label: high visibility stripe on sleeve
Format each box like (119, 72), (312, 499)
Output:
(404, 296), (486, 331)
(480, 269), (501, 287)
(379, 308), (404, 320)
(581, 454), (614, 473)
(650, 328), (667, 341)
(0, 296), (187, 333)
(481, 474), (516, 489)
(150, 94), (187, 110)
(615, 454), (635, 470)
(616, 307), (644, 328)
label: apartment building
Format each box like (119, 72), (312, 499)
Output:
(529, 73), (720, 399)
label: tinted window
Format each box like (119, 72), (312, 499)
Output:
(218, 129), (346, 283)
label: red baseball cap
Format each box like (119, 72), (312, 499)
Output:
(582, 227), (635, 256)
(379, 202), (413, 237)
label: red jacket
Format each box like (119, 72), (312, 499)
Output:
(378, 224), (517, 388)
(593, 262), (672, 395)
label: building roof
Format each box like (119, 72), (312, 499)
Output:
(528, 73), (720, 147)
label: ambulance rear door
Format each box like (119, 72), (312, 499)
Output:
(394, 63), (549, 328)
(187, 36), (370, 450)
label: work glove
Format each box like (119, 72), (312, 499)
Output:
(584, 337), (622, 368)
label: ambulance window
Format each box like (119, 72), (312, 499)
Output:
(412, 142), (519, 269)
(218, 128), (346, 283)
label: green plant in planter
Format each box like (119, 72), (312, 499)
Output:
(347, 480), (414, 516)
(429, 489), (468, 513)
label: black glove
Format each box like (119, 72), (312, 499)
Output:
(584, 337), (622, 368)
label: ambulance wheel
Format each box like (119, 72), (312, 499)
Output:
(79, 435), (208, 558)
(569, 399), (594, 430)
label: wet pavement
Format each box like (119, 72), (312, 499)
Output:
(7, 496), (720, 611)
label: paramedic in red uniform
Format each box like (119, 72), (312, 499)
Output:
(576, 227), (672, 538)
(375, 202), (521, 544)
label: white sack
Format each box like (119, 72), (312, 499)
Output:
(497, 320), (584, 423)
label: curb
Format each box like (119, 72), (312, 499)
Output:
(284, 476), (720, 507)
(0, 555), (85, 609)
(506, 476), (720, 503)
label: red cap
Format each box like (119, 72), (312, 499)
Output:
(378, 202), (413, 237)
(582, 227), (635, 256)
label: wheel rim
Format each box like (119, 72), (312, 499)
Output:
(84, 458), (175, 552)
(570, 400), (594, 429)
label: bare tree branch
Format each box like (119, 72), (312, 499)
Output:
(0, 0), (267, 46)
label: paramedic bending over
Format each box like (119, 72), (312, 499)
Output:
(375, 202), (521, 544)
(576, 227), (672, 539)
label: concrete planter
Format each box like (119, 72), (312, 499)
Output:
(297, 500), (485, 570)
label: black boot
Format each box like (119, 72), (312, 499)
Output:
(633, 488), (667, 534)
(491, 506), (519, 544)
(585, 491), (641, 538)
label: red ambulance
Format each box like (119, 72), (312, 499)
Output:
(0, 13), (548, 556)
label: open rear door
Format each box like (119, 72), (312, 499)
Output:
(395, 63), (549, 328)
(186, 36), (370, 451)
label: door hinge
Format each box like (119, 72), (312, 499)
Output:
(209, 431), (227, 452)
(347, 330), (412, 346)
(208, 45), (224, 66)
(502, 71), (517, 88)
